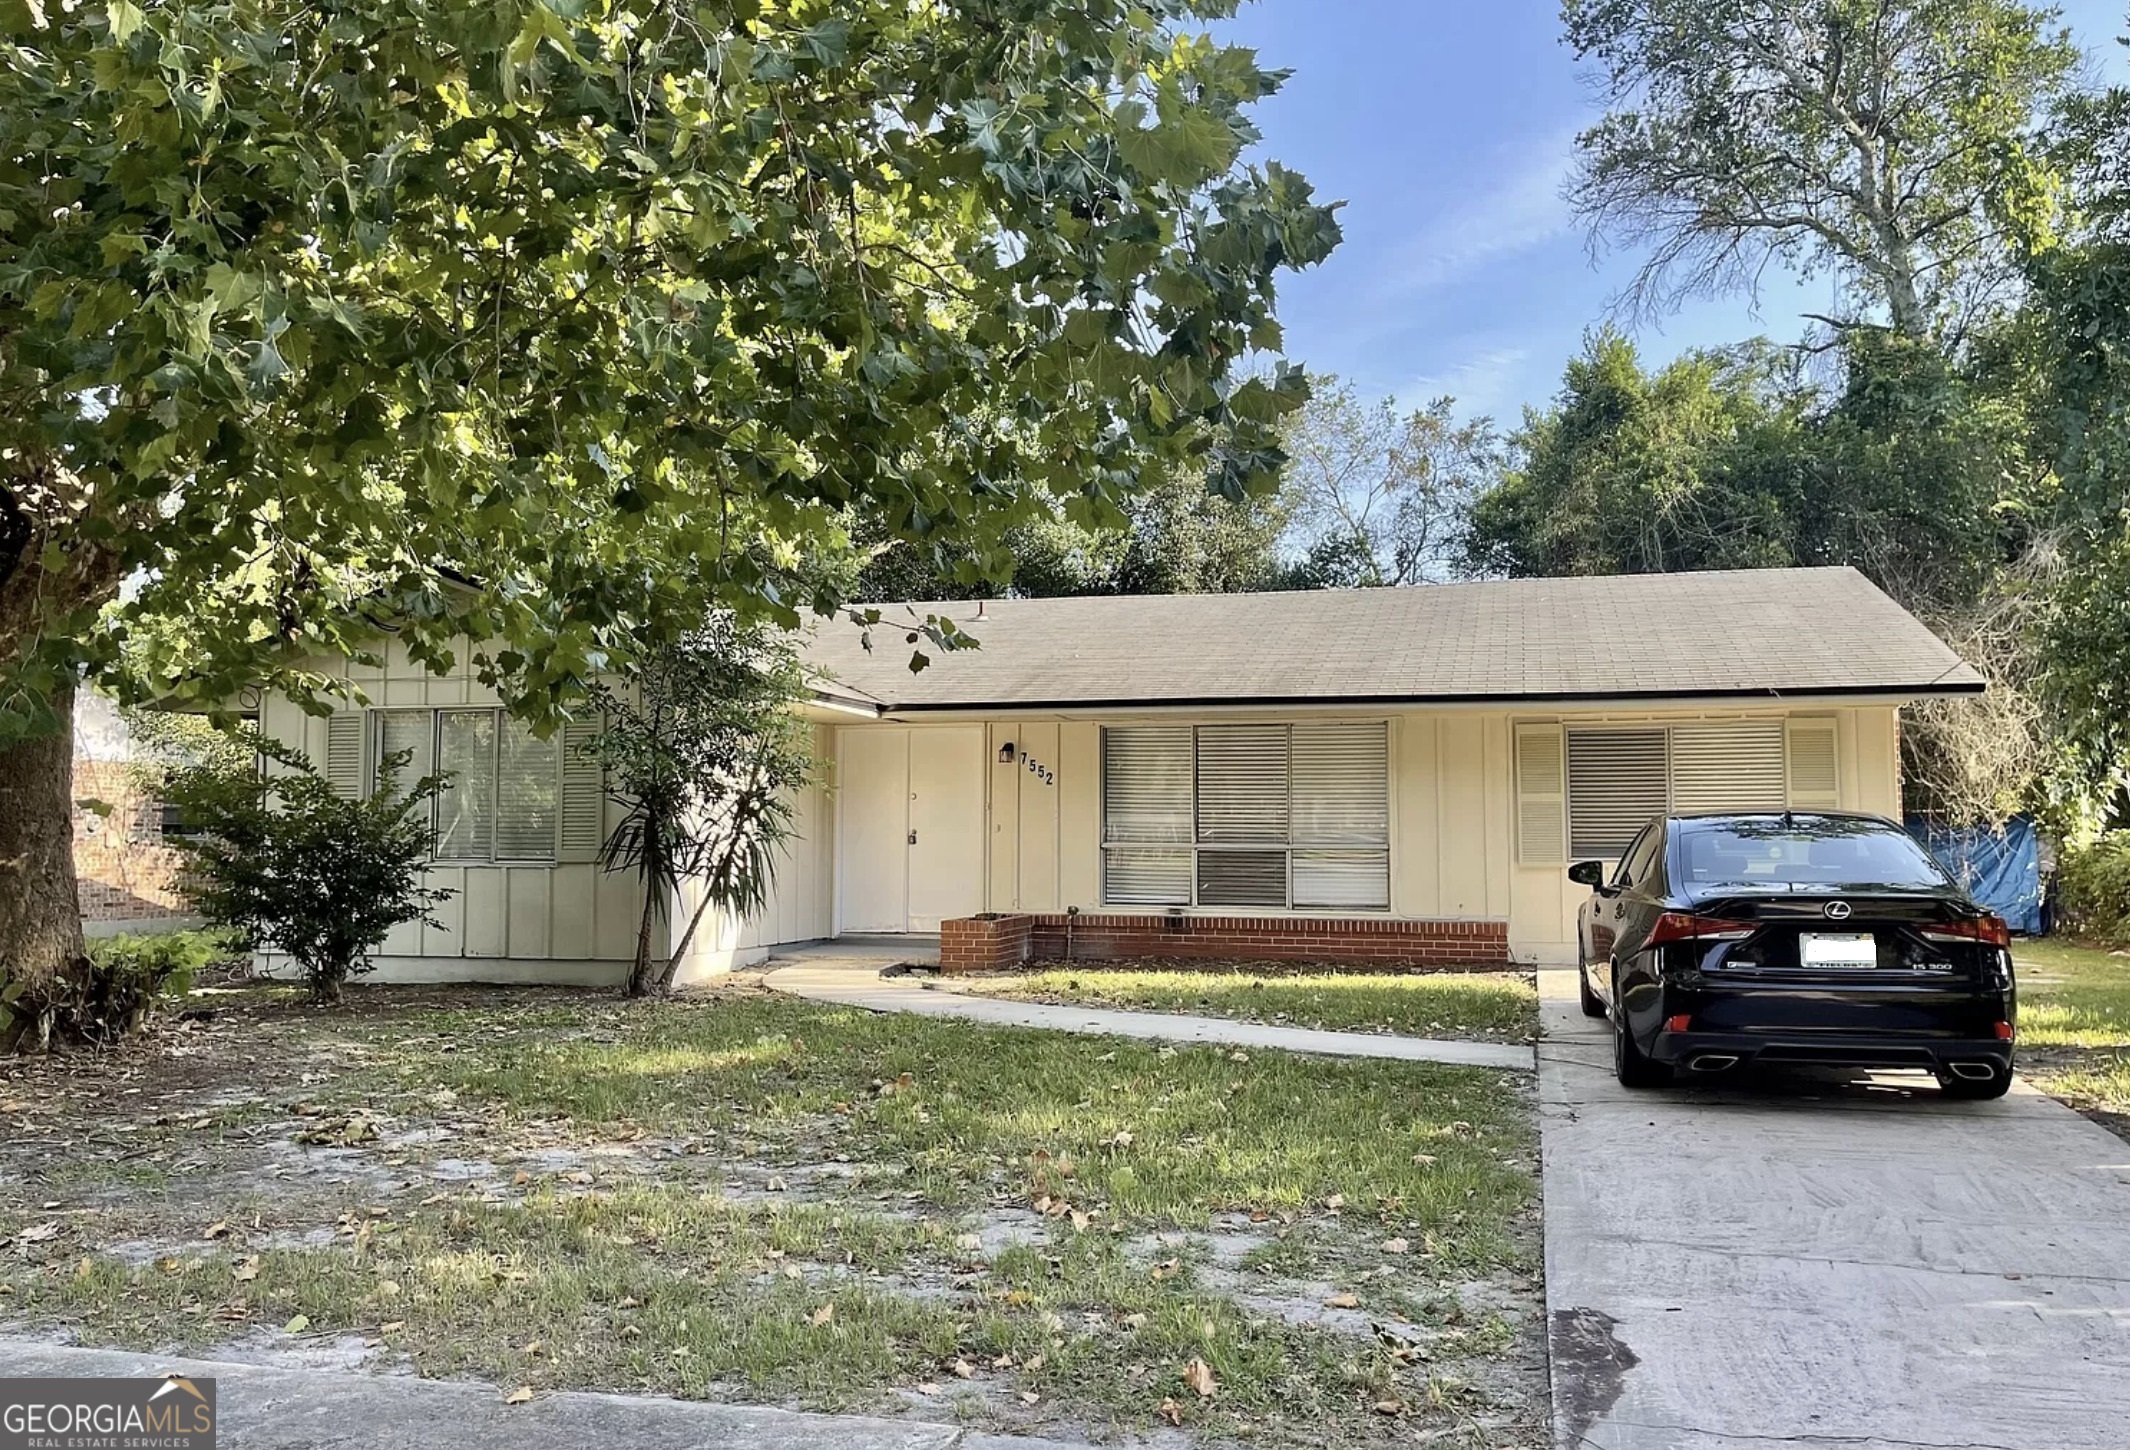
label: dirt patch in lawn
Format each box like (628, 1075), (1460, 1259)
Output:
(0, 981), (1547, 1449)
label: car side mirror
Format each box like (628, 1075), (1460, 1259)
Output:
(1567, 860), (1607, 888)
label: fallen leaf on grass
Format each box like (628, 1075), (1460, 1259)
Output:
(503, 1386), (534, 1406)
(951, 1358), (975, 1379)
(1158, 1398), (1184, 1426)
(232, 1257), (259, 1283)
(201, 1221), (230, 1241)
(1324, 1293), (1359, 1309)
(1150, 1258), (1181, 1281)
(380, 1321), (404, 1333)
(1018, 1391), (1040, 1405)
(1382, 1237), (1409, 1255)
(1372, 1399), (1404, 1416)
(14, 1222), (60, 1245)
(1183, 1358), (1216, 1399)
(809, 1304), (835, 1327)
(283, 1314), (310, 1334)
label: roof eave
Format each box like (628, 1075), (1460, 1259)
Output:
(866, 679), (1985, 718)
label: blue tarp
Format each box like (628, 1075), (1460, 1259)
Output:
(1906, 816), (2046, 936)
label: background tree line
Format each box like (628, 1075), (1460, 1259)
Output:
(868, 0), (2130, 841)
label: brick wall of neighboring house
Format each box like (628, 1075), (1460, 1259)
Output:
(73, 760), (194, 925)
(938, 912), (1511, 975)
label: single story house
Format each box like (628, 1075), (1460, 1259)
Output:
(256, 565), (1979, 984)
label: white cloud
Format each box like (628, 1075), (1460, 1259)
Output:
(1383, 127), (1580, 300)
(1403, 345), (1530, 419)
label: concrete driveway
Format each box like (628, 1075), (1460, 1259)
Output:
(1538, 969), (2130, 1450)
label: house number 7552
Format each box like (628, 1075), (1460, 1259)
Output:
(1023, 756), (1054, 786)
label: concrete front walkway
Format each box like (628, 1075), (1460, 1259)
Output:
(0, 1340), (1080, 1450)
(1537, 968), (2130, 1450)
(761, 952), (1536, 1072)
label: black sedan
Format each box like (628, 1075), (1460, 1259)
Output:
(1573, 811), (2016, 1099)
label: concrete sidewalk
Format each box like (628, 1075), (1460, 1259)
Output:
(762, 957), (1536, 1072)
(1536, 968), (2130, 1450)
(0, 1340), (1080, 1450)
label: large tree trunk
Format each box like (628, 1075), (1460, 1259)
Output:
(0, 683), (89, 1053)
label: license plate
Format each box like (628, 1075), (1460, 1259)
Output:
(1801, 932), (1878, 968)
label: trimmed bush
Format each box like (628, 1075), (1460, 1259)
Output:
(2058, 833), (2130, 943)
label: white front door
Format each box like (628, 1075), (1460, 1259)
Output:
(907, 726), (985, 930)
(838, 727), (912, 932)
(837, 726), (985, 933)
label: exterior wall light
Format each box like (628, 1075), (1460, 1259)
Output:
(998, 741), (1016, 764)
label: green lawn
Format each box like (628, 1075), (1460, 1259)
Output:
(956, 967), (1538, 1044)
(0, 984), (1544, 1447)
(2014, 939), (2130, 1128)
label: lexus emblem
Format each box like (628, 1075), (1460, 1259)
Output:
(1824, 901), (1853, 921)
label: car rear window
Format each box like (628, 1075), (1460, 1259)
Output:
(1675, 817), (1951, 890)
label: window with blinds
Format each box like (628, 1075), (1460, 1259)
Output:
(1102, 722), (1389, 910)
(371, 708), (584, 863)
(1558, 718), (1837, 859)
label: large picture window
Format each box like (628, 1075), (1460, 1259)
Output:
(1102, 722), (1390, 910)
(372, 708), (559, 863)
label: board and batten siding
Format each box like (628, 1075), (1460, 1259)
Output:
(1504, 705), (1901, 965)
(967, 704), (1901, 969)
(255, 640), (835, 986)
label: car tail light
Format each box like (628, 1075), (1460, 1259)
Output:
(1664, 1013), (1693, 1034)
(1920, 915), (2011, 948)
(1645, 912), (1756, 947)
(1993, 1020), (2014, 1041)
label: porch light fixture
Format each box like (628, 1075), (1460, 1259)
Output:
(998, 741), (1016, 764)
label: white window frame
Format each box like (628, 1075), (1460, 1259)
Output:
(368, 707), (561, 865)
(1099, 721), (1391, 912)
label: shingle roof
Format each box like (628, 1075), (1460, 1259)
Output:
(803, 566), (1982, 712)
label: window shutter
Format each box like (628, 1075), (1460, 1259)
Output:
(1292, 722), (1389, 907)
(1567, 728), (1666, 859)
(1671, 721), (1787, 813)
(325, 711), (366, 799)
(495, 719), (558, 860)
(1786, 717), (1841, 807)
(1515, 724), (1567, 866)
(1195, 724), (1289, 842)
(558, 718), (606, 862)
(1103, 726), (1193, 905)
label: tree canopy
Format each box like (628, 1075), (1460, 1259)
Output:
(0, 0), (1338, 737)
(1565, 0), (2078, 336)
(0, 0), (1337, 1021)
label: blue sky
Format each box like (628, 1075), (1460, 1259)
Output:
(1216, 1), (2130, 423)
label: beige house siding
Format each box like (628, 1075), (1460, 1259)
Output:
(935, 703), (1904, 968)
(249, 631), (1909, 981)
(255, 642), (839, 987)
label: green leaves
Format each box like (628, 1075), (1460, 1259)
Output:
(0, 0), (1333, 743)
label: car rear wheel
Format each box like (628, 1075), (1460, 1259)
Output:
(1577, 954), (1606, 1018)
(1612, 987), (1672, 1089)
(1935, 1063), (2013, 1101)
